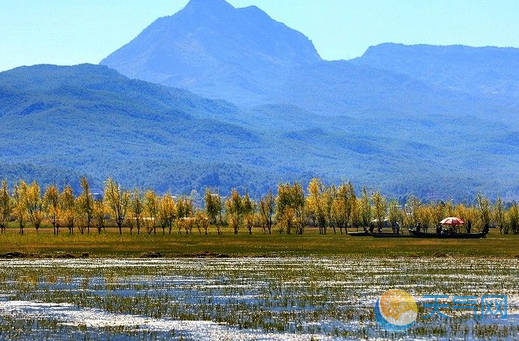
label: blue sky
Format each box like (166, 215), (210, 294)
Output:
(1, 0), (518, 72)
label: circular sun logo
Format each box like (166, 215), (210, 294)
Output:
(374, 290), (417, 332)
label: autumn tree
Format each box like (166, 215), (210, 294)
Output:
(404, 195), (421, 228)
(25, 181), (44, 233)
(143, 190), (159, 234)
(176, 196), (194, 234)
(60, 185), (76, 234)
(205, 189), (223, 234)
(225, 190), (243, 234)
(130, 189), (143, 235)
(476, 193), (491, 229)
(77, 177), (94, 234)
(276, 183), (294, 234)
(388, 199), (402, 226)
(176, 196), (193, 219)
(259, 190), (275, 234)
(331, 194), (346, 234)
(372, 191), (387, 230)
(331, 182), (357, 234)
(325, 185), (336, 234)
(159, 194), (176, 235)
(104, 178), (130, 235)
(507, 204), (519, 234)
(359, 186), (371, 228)
(0, 180), (12, 233)
(195, 211), (210, 235)
(93, 199), (106, 235)
(307, 178), (328, 234)
(343, 182), (356, 232)
(493, 197), (505, 234)
(12, 180), (28, 234)
(242, 193), (256, 235)
(43, 185), (60, 234)
(275, 182), (306, 235)
(431, 201), (446, 228)
(292, 183), (306, 235)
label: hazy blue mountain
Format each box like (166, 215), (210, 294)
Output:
(352, 43), (519, 100)
(101, 0), (320, 105)
(0, 64), (278, 194)
(101, 0), (519, 131)
(1, 64), (519, 200)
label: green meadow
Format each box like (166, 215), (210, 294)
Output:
(0, 227), (517, 258)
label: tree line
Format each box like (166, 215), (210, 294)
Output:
(0, 177), (518, 235)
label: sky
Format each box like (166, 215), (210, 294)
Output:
(1, 0), (518, 72)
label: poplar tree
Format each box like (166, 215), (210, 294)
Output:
(507, 204), (519, 234)
(332, 182), (357, 233)
(331, 195), (346, 234)
(26, 181), (43, 233)
(144, 190), (159, 234)
(343, 182), (356, 231)
(13, 180), (28, 235)
(259, 190), (275, 234)
(388, 199), (402, 226)
(276, 182), (305, 235)
(159, 194), (176, 235)
(225, 190), (242, 234)
(360, 186), (371, 228)
(78, 177), (94, 234)
(205, 189), (223, 234)
(130, 189), (143, 235)
(60, 186), (76, 234)
(276, 183), (294, 234)
(405, 195), (421, 228)
(493, 197), (505, 234)
(372, 191), (387, 230)
(242, 193), (255, 235)
(104, 178), (130, 235)
(93, 199), (106, 235)
(195, 210), (209, 235)
(43, 185), (60, 234)
(292, 182), (306, 235)
(307, 178), (328, 235)
(176, 196), (194, 234)
(0, 180), (12, 233)
(476, 193), (491, 229)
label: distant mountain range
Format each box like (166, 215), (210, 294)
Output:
(101, 0), (519, 118)
(352, 43), (519, 100)
(1, 0), (519, 200)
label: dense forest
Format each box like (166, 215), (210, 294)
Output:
(1, 177), (517, 236)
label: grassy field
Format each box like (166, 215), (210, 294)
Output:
(0, 226), (517, 258)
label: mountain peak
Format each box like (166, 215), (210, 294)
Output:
(184, 0), (234, 12)
(101, 0), (321, 104)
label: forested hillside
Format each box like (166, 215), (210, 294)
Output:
(1, 64), (519, 200)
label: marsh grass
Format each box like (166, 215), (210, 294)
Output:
(0, 257), (517, 340)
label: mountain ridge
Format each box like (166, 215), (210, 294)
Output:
(100, 0), (519, 123)
(1, 64), (519, 200)
(352, 42), (519, 99)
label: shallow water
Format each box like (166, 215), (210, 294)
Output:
(0, 257), (517, 340)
